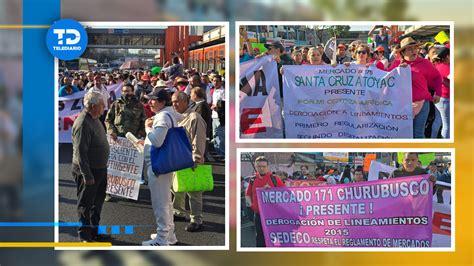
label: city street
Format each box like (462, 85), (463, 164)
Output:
(58, 143), (226, 246)
(240, 205), (256, 248)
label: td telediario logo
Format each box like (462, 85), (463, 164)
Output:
(46, 19), (88, 60)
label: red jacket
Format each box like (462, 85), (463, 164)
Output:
(245, 172), (285, 214)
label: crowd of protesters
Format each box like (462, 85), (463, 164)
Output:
(265, 159), (450, 185)
(240, 25), (451, 139)
(59, 52), (226, 157)
(62, 51), (225, 245)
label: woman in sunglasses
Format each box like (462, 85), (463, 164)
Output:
(344, 44), (372, 67)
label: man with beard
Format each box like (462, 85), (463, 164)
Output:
(105, 83), (146, 141)
(245, 156), (285, 247)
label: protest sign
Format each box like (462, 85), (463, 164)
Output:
(363, 154), (377, 172)
(59, 83), (123, 143)
(106, 174), (141, 200)
(251, 43), (268, 54)
(368, 161), (397, 181)
(240, 56), (283, 138)
(419, 153), (436, 167)
(256, 175), (432, 247)
(431, 201), (451, 247)
(354, 156), (364, 167)
(246, 31), (257, 42)
(324, 38), (337, 63)
(285, 180), (326, 187)
(282, 64), (413, 139)
(106, 136), (144, 200)
(268, 164), (294, 176)
(173, 165), (214, 193)
(434, 31), (449, 44)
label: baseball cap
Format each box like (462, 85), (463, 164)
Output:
(145, 89), (170, 102)
(264, 40), (284, 51)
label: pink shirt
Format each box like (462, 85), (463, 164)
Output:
(435, 63), (450, 99)
(389, 57), (442, 102)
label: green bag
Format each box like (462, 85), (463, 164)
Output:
(173, 165), (214, 192)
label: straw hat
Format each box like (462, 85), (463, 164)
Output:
(396, 37), (421, 53)
(154, 80), (168, 89)
(175, 77), (189, 85)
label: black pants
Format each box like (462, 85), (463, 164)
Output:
(254, 213), (266, 247)
(73, 164), (107, 239)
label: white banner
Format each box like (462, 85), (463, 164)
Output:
(268, 164), (294, 176)
(368, 160), (397, 181)
(106, 136), (144, 200)
(59, 83), (123, 143)
(239, 56), (283, 138)
(431, 201), (451, 247)
(282, 64), (413, 139)
(324, 37), (337, 63)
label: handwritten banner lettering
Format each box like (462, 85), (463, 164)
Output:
(282, 65), (413, 139)
(106, 136), (144, 200)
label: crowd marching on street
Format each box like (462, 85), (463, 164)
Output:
(240, 25), (451, 139)
(243, 152), (451, 247)
(60, 51), (225, 245)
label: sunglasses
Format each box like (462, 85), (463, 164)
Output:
(356, 50), (367, 55)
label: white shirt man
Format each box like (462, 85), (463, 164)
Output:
(87, 76), (109, 110)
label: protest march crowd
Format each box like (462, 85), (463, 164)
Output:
(240, 25), (451, 139)
(59, 51), (225, 246)
(243, 152), (452, 248)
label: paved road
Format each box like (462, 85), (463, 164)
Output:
(240, 198), (256, 248)
(59, 144), (225, 246)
